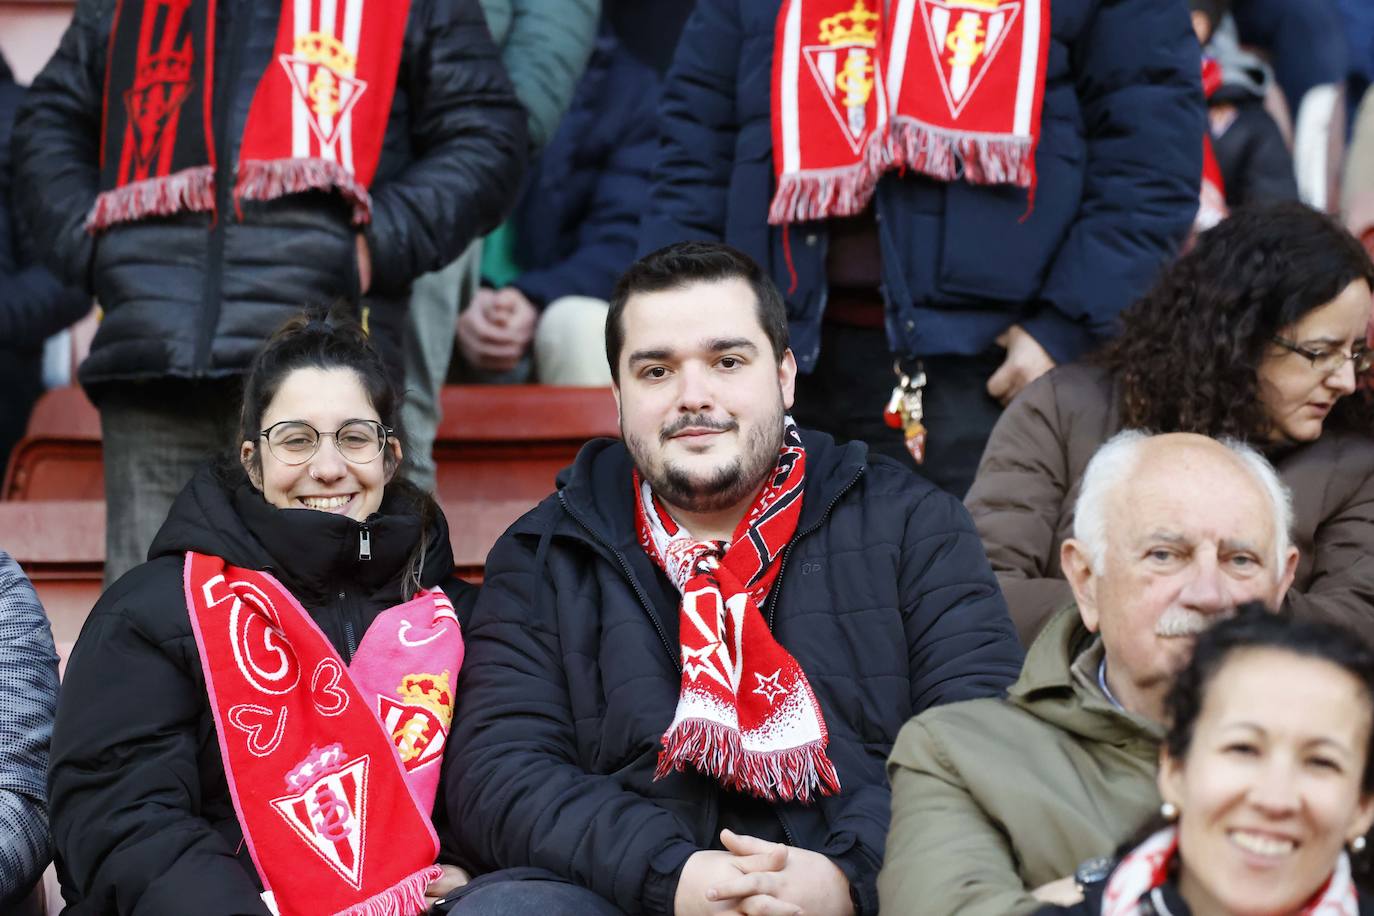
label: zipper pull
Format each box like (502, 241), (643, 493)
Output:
(358, 526), (371, 561)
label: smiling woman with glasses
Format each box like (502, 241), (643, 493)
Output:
(47, 311), (475, 914)
(964, 201), (1374, 652)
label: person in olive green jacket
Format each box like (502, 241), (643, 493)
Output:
(879, 432), (1299, 916)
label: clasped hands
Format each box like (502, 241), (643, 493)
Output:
(675, 829), (855, 916)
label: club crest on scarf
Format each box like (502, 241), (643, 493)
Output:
(123, 5), (195, 179)
(270, 744), (370, 889)
(919, 0), (1023, 119)
(803, 0), (882, 154)
(636, 419), (841, 802)
(378, 671), (453, 773)
(279, 31), (370, 153)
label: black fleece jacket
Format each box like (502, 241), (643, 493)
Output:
(48, 465), (473, 915)
(446, 430), (1024, 916)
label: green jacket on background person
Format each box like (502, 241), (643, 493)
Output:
(879, 606), (1163, 916)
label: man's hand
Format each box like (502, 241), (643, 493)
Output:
(676, 845), (797, 916)
(986, 324), (1055, 406)
(1031, 875), (1082, 906)
(455, 286), (539, 372)
(707, 830), (855, 916)
(355, 234), (372, 296)
(424, 863), (471, 907)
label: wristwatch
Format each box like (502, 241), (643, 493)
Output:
(1074, 855), (1115, 895)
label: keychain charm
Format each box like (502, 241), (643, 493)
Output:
(882, 362), (928, 464)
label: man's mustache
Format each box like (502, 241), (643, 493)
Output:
(660, 414), (738, 442)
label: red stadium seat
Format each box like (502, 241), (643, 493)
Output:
(2, 387), (103, 501)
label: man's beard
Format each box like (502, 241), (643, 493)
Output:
(626, 407), (785, 515)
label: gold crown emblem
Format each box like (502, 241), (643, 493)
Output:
(292, 31), (357, 76)
(953, 0), (1002, 8)
(820, 0), (879, 46)
(397, 671), (453, 720)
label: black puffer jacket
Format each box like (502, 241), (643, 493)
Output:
(48, 465), (473, 915)
(13, 0), (526, 387)
(446, 431), (1024, 916)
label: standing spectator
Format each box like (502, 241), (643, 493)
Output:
(640, 0), (1204, 497)
(1191, 4), (1297, 208)
(966, 203), (1374, 646)
(1233, 0), (1348, 119)
(0, 51), (90, 478)
(400, 0), (597, 493)
(13, 0), (527, 584)
(0, 551), (59, 911)
(451, 21), (662, 390)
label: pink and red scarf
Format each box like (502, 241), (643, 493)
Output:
(91, 0), (409, 231)
(1101, 827), (1358, 916)
(184, 552), (462, 916)
(636, 419), (840, 803)
(770, 0), (1051, 224)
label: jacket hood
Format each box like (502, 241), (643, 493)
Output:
(549, 428), (870, 548)
(148, 463), (455, 605)
(1008, 605), (1164, 748)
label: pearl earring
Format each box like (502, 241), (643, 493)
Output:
(1352, 835), (1368, 854)
(1160, 801), (1179, 822)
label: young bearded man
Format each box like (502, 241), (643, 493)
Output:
(443, 241), (1023, 916)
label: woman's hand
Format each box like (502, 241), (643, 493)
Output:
(1031, 875), (1083, 906)
(425, 863), (471, 907)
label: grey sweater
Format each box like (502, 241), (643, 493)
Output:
(0, 550), (58, 906)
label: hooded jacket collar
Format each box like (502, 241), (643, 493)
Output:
(531, 430), (869, 658)
(1009, 604), (1164, 749)
(149, 464), (454, 607)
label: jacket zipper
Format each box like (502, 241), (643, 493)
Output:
(764, 466), (865, 630)
(196, 6), (248, 373)
(358, 525), (371, 561)
(557, 491), (680, 672)
(339, 593), (358, 664)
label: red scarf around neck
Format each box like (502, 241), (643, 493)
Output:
(770, 0), (1051, 224)
(184, 552), (462, 916)
(636, 419), (840, 803)
(1196, 56), (1228, 232)
(1101, 827), (1358, 916)
(90, 0), (409, 232)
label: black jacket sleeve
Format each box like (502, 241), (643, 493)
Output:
(49, 588), (271, 915)
(10, 0), (109, 291)
(363, 0), (528, 296)
(445, 531), (698, 916)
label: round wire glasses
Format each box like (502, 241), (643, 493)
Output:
(259, 419), (392, 466)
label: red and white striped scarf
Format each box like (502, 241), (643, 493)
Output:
(1101, 827), (1358, 916)
(770, 0), (1051, 224)
(185, 552), (462, 916)
(90, 0), (408, 231)
(636, 419), (840, 803)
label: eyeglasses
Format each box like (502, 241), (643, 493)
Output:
(259, 420), (392, 466)
(1271, 337), (1374, 376)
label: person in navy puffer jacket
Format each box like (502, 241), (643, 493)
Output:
(639, 0), (1205, 498)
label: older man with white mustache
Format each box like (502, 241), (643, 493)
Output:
(878, 431), (1299, 916)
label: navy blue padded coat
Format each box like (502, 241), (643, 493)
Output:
(638, 0), (1205, 371)
(445, 430), (1024, 915)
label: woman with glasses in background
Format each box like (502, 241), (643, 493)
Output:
(48, 313), (473, 915)
(966, 201), (1374, 648)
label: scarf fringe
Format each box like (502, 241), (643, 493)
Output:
(656, 718), (840, 803)
(237, 158), (374, 224)
(767, 137), (889, 225)
(888, 118), (1034, 189)
(331, 865), (443, 916)
(86, 165), (216, 232)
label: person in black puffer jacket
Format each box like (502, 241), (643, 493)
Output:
(442, 242), (1023, 916)
(48, 313), (476, 915)
(12, 0), (527, 585)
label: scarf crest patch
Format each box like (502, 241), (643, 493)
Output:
(91, 0), (410, 232)
(770, 0), (1051, 224)
(636, 419), (840, 803)
(1101, 827), (1358, 916)
(184, 551), (461, 916)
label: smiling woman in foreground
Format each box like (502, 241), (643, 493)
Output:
(1037, 609), (1374, 916)
(47, 314), (473, 915)
(967, 202), (1374, 647)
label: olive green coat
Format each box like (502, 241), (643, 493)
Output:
(879, 607), (1163, 916)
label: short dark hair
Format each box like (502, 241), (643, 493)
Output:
(1164, 604), (1374, 793)
(1189, 0), (1230, 37)
(605, 241), (790, 382)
